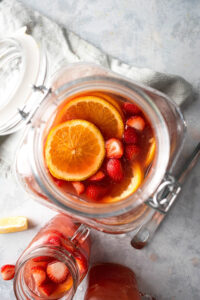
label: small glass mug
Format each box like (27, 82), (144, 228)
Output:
(13, 214), (90, 300)
(0, 30), (186, 239)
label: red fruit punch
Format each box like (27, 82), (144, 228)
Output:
(123, 102), (140, 115)
(39, 282), (56, 296)
(86, 185), (108, 201)
(126, 116), (145, 131)
(1, 264), (15, 280)
(125, 144), (141, 160)
(106, 158), (124, 182)
(124, 127), (139, 144)
(105, 138), (124, 159)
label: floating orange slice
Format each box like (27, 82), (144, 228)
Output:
(55, 96), (124, 139)
(102, 162), (143, 203)
(45, 120), (105, 181)
(145, 138), (156, 167)
(90, 92), (124, 118)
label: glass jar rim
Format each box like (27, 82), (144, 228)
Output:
(28, 75), (170, 218)
(13, 245), (78, 300)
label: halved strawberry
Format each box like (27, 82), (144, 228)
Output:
(123, 102), (140, 115)
(31, 266), (46, 286)
(1, 264), (15, 280)
(72, 181), (85, 195)
(39, 282), (56, 296)
(124, 127), (139, 144)
(89, 170), (105, 181)
(105, 138), (124, 159)
(47, 261), (69, 283)
(125, 144), (141, 160)
(86, 185), (108, 201)
(106, 158), (124, 182)
(126, 116), (145, 131)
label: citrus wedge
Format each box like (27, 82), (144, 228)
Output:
(45, 120), (105, 181)
(102, 162), (143, 203)
(145, 138), (156, 167)
(90, 92), (124, 118)
(55, 96), (124, 139)
(0, 216), (28, 233)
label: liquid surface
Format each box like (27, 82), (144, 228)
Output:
(44, 91), (155, 203)
(84, 263), (141, 300)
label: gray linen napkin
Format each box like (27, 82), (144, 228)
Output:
(0, 0), (193, 108)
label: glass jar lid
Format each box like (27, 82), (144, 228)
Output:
(0, 27), (47, 135)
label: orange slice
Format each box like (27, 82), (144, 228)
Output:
(55, 96), (124, 139)
(90, 92), (124, 118)
(145, 138), (156, 167)
(102, 162), (143, 203)
(45, 120), (105, 181)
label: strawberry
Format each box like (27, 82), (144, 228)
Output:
(72, 181), (85, 195)
(31, 266), (46, 286)
(39, 282), (56, 296)
(123, 102), (140, 115)
(124, 127), (138, 144)
(126, 116), (145, 131)
(1, 264), (15, 280)
(86, 185), (108, 201)
(89, 170), (105, 181)
(105, 138), (124, 159)
(47, 235), (62, 247)
(125, 144), (141, 160)
(47, 261), (69, 283)
(106, 158), (123, 182)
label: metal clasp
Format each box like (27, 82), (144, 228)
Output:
(146, 174), (181, 213)
(18, 85), (51, 121)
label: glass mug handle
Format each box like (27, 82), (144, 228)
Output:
(70, 224), (90, 245)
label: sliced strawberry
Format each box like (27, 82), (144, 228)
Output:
(125, 144), (141, 160)
(89, 170), (105, 181)
(105, 138), (124, 159)
(106, 158), (124, 182)
(32, 256), (52, 263)
(47, 261), (69, 283)
(123, 102), (140, 115)
(31, 266), (46, 286)
(72, 181), (85, 195)
(124, 127), (139, 144)
(86, 185), (108, 201)
(47, 235), (62, 247)
(39, 282), (56, 296)
(1, 264), (15, 281)
(126, 116), (145, 131)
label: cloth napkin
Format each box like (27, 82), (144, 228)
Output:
(0, 0), (197, 175)
(0, 0), (193, 108)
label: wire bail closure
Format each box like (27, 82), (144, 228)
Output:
(146, 173), (181, 213)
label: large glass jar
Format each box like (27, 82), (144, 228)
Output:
(0, 29), (186, 235)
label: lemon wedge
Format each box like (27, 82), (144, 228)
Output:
(0, 216), (28, 234)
